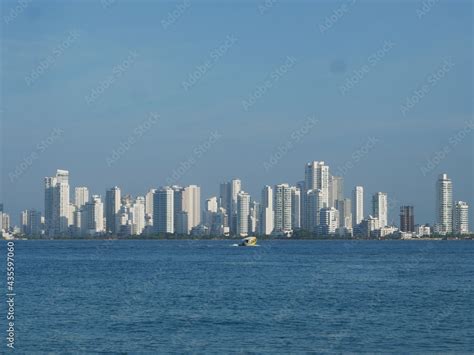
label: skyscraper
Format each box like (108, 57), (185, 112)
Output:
(171, 185), (200, 235)
(305, 161), (329, 205)
(44, 169), (70, 236)
(291, 186), (301, 229)
(338, 198), (352, 229)
(236, 191), (250, 237)
(44, 176), (56, 235)
(74, 187), (89, 208)
(145, 188), (157, 217)
(219, 179), (241, 233)
(230, 179), (241, 233)
(105, 187), (121, 234)
(436, 173), (453, 234)
(304, 161), (329, 228)
(203, 196), (218, 227)
(154, 187), (174, 234)
(84, 195), (104, 235)
(319, 207), (339, 235)
(372, 192), (388, 228)
(454, 201), (469, 235)
(352, 186), (364, 227)
(249, 200), (259, 234)
(206, 197), (218, 213)
(306, 189), (324, 233)
(400, 206), (415, 232)
(172, 186), (185, 233)
(260, 185), (274, 236)
(131, 196), (146, 235)
(328, 175), (344, 208)
(274, 183), (292, 233)
(20, 209), (42, 236)
(183, 185), (201, 232)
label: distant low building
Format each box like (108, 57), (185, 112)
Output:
(454, 201), (469, 235)
(415, 224), (431, 237)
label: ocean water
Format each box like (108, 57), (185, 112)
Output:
(1, 240), (473, 353)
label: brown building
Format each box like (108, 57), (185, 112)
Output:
(400, 206), (415, 232)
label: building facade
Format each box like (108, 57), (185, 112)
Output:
(454, 201), (469, 235)
(436, 173), (453, 234)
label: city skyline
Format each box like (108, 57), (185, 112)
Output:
(2, 1), (473, 229)
(1, 162), (470, 238)
(1, 1), (472, 353)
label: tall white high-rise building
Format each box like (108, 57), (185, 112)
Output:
(291, 186), (301, 229)
(183, 185), (201, 232)
(230, 179), (242, 233)
(306, 189), (324, 233)
(249, 200), (259, 234)
(74, 187), (89, 208)
(203, 196), (218, 227)
(145, 188), (157, 218)
(154, 187), (174, 234)
(259, 186), (274, 236)
(55, 170), (70, 235)
(73, 209), (84, 236)
(274, 183), (292, 233)
(206, 197), (218, 213)
(454, 201), (469, 235)
(0, 212), (10, 232)
(84, 195), (104, 235)
(304, 161), (329, 228)
(352, 186), (364, 226)
(44, 176), (56, 235)
(319, 207), (340, 235)
(372, 192), (388, 228)
(436, 173), (453, 234)
(328, 175), (344, 208)
(20, 211), (28, 234)
(338, 198), (352, 229)
(305, 161), (329, 205)
(219, 179), (241, 232)
(105, 187), (121, 234)
(237, 191), (250, 237)
(131, 196), (146, 235)
(171, 185), (200, 235)
(20, 209), (42, 236)
(44, 169), (70, 236)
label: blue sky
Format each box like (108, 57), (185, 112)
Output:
(1, 0), (473, 225)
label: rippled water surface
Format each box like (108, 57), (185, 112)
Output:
(1, 240), (473, 353)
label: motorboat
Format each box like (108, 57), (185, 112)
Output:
(238, 236), (257, 247)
